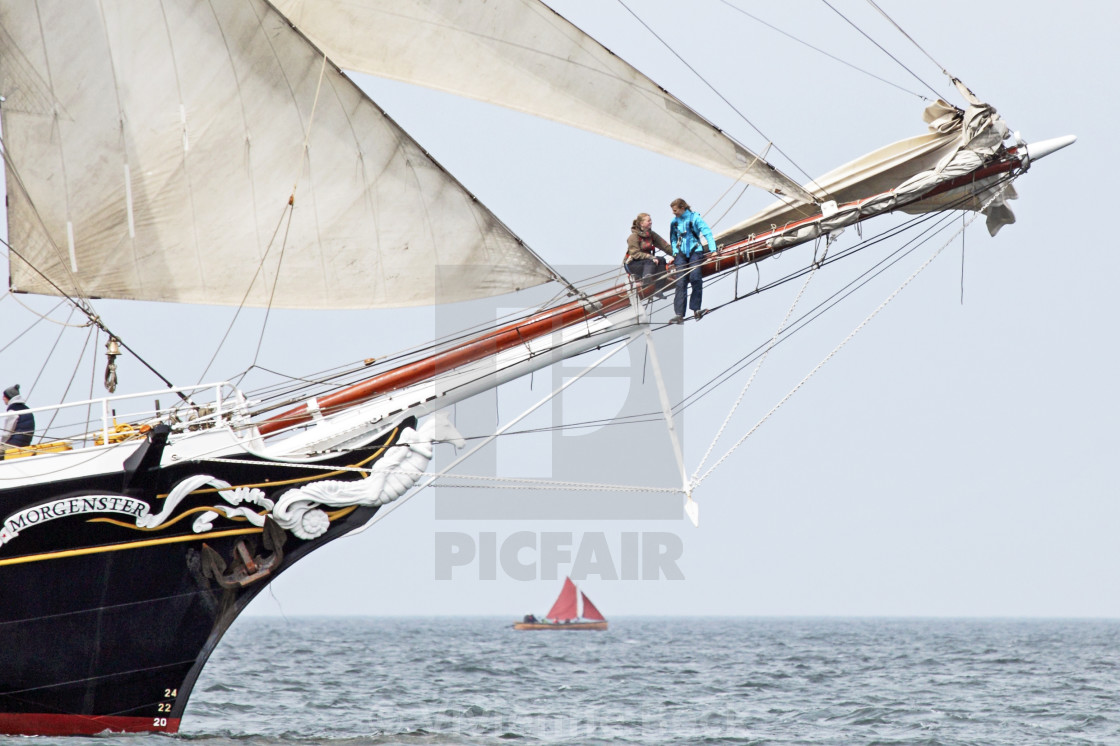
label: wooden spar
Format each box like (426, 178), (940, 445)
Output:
(256, 150), (1024, 438)
(256, 287), (637, 436)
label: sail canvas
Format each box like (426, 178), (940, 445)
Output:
(0, 0), (556, 309)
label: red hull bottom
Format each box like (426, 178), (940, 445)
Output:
(0, 712), (180, 735)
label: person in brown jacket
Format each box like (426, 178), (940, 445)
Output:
(624, 212), (671, 297)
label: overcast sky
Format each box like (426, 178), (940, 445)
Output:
(3, 0), (1115, 618)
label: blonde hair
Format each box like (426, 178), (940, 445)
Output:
(631, 212), (651, 231)
(670, 198), (689, 211)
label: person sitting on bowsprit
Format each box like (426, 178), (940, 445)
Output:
(1, 383), (35, 458)
(624, 212), (672, 298)
(668, 198), (717, 324)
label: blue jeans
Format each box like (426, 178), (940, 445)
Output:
(673, 252), (705, 317)
(626, 257), (666, 288)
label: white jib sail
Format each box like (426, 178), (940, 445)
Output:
(271, 0), (817, 205)
(0, 0), (556, 308)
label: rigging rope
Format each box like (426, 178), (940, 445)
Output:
(613, 0), (829, 200)
(691, 264), (818, 483)
(0, 151), (97, 313)
(201, 188), (1001, 502)
(0, 294), (83, 332)
(194, 205), (288, 385)
(863, 0), (956, 85)
(707, 180), (753, 232)
(245, 206), (296, 379)
(241, 186), (995, 447)
(719, 0), (928, 100)
(200, 54), (327, 387)
(704, 143), (769, 229)
(691, 180), (1014, 489)
(35, 325), (95, 442)
(1, 152), (181, 394)
(671, 191), (990, 416)
(819, 0), (949, 102)
(959, 211), (966, 305)
(28, 305), (78, 402)
(0, 298), (77, 357)
(187, 202), (956, 452)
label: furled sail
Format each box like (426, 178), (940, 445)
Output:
(271, 0), (817, 205)
(0, 0), (556, 309)
(717, 88), (1015, 247)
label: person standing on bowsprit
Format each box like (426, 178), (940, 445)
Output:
(668, 198), (717, 324)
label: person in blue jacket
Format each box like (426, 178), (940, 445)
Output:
(668, 198), (717, 323)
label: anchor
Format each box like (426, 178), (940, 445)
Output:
(201, 517), (287, 589)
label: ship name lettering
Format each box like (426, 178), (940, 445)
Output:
(0, 495), (152, 547)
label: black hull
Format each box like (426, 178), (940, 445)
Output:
(0, 421), (410, 735)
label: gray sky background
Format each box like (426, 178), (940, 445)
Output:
(2, 1), (1115, 618)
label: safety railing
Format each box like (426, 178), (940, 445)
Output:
(1, 382), (248, 460)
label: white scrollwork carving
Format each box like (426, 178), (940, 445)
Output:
(269, 414), (461, 540)
(138, 474), (228, 529)
(135, 474), (274, 533)
(191, 486), (274, 532)
(126, 414), (460, 540)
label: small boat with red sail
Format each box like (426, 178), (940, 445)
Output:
(514, 578), (607, 631)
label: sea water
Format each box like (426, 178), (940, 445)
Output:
(27, 617), (1120, 745)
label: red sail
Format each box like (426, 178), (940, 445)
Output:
(580, 592), (605, 621)
(546, 578), (579, 621)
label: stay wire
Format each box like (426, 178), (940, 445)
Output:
(0, 298), (73, 354)
(28, 305), (78, 403)
(679, 207), (957, 413)
(614, 0), (829, 197)
(691, 184), (1010, 490)
(719, 0), (928, 101)
(200, 55), (328, 387)
(819, 0), (949, 102)
(0, 148), (96, 315)
(3, 244), (182, 399)
(247, 197), (968, 438)
(36, 325), (95, 442)
(347, 210), (947, 447)
(672, 191), (990, 416)
(236, 258), (618, 410)
(863, 0), (956, 84)
(704, 143), (770, 227)
(241, 266), (630, 414)
(244, 207), (296, 380)
(691, 264), (818, 483)
(195, 232), (278, 384)
(2, 141), (181, 394)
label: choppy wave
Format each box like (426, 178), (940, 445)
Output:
(20, 618), (1120, 745)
